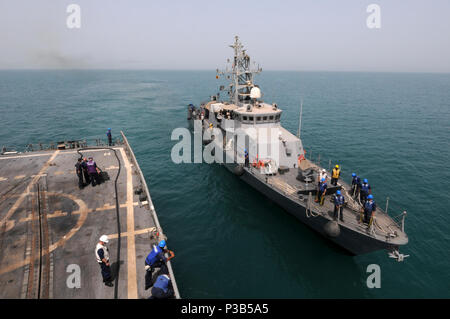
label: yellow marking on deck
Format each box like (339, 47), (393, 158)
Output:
(0, 177), (7, 182)
(0, 192), (88, 276)
(119, 147), (138, 299)
(107, 227), (156, 240)
(0, 150), (60, 231)
(17, 202), (139, 223)
(105, 165), (119, 170)
(0, 153), (52, 160)
(0, 148), (123, 160)
(14, 175), (26, 180)
(54, 171), (64, 175)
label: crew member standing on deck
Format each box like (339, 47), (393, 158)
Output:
(81, 157), (90, 185)
(351, 173), (361, 198)
(360, 179), (371, 205)
(144, 240), (175, 290)
(333, 190), (345, 222)
(75, 158), (84, 189)
(331, 165), (340, 186)
(95, 235), (113, 287)
(87, 156), (101, 186)
(361, 194), (376, 227)
(315, 178), (327, 205)
(318, 169), (327, 188)
(107, 128), (112, 146)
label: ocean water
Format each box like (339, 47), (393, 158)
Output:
(0, 70), (449, 298)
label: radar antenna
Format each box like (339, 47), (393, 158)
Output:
(217, 36), (262, 106)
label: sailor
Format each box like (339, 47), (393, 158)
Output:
(351, 173), (361, 198)
(315, 178), (327, 205)
(331, 165), (340, 186)
(87, 156), (101, 186)
(333, 190), (345, 222)
(244, 149), (249, 167)
(75, 158), (84, 189)
(95, 235), (113, 287)
(144, 240), (175, 290)
(149, 274), (174, 299)
(318, 169), (327, 188)
(106, 128), (112, 146)
(80, 157), (90, 184)
(361, 194), (376, 227)
(360, 179), (371, 204)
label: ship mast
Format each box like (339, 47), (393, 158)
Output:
(217, 36), (262, 106)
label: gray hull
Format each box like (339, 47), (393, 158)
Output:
(224, 163), (397, 256)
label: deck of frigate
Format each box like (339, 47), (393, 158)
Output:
(0, 132), (179, 299)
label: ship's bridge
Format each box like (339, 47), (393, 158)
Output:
(234, 103), (282, 125)
(206, 101), (282, 126)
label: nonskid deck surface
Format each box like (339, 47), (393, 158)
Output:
(0, 146), (171, 299)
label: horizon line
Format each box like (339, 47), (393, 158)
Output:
(0, 68), (449, 75)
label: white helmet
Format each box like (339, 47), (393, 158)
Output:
(99, 235), (109, 243)
(322, 169), (326, 173)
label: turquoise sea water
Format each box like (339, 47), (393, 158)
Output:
(0, 70), (449, 298)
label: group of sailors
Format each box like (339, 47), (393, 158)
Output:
(189, 104), (205, 121)
(74, 129), (113, 189)
(315, 165), (377, 228)
(96, 236), (176, 299)
(75, 156), (103, 188)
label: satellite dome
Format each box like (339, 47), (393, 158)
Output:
(250, 86), (261, 99)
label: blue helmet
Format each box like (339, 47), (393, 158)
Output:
(336, 190), (341, 195)
(368, 194), (374, 200)
(321, 178), (325, 182)
(158, 240), (166, 248)
(352, 173), (356, 177)
(363, 178), (368, 183)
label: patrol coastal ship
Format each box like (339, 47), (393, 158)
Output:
(188, 36), (409, 259)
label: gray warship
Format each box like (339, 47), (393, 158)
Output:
(188, 36), (409, 259)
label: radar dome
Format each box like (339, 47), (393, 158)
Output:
(250, 86), (261, 99)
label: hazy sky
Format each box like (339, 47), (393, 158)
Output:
(1, 0), (449, 72)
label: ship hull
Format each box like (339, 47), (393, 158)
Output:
(187, 106), (402, 256)
(223, 163), (398, 256)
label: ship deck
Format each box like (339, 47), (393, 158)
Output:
(257, 160), (408, 244)
(0, 133), (179, 299)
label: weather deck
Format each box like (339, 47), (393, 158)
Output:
(262, 160), (408, 242)
(0, 132), (179, 299)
